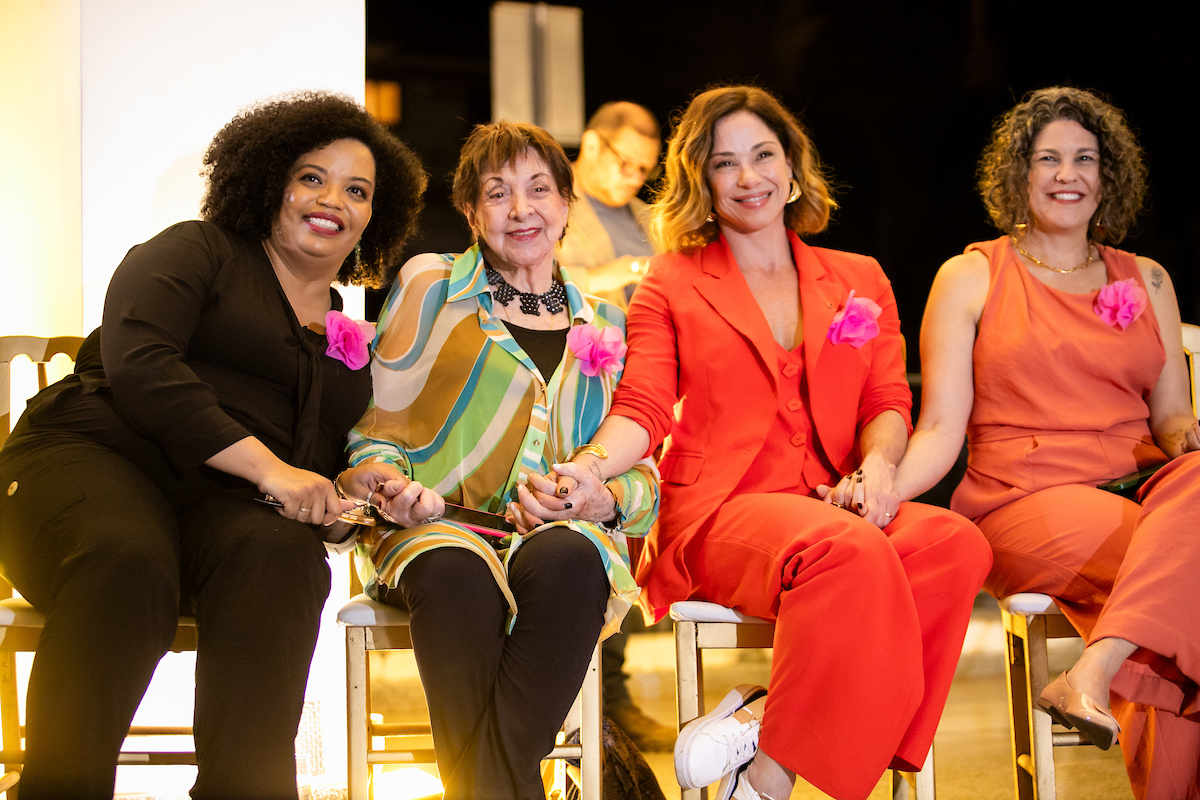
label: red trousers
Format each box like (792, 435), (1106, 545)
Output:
(980, 453), (1200, 800)
(689, 494), (990, 800)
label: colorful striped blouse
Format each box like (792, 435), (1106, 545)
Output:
(347, 244), (659, 637)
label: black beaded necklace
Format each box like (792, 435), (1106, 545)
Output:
(485, 263), (567, 315)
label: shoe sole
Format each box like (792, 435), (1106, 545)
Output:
(1036, 698), (1117, 750)
(674, 686), (767, 789)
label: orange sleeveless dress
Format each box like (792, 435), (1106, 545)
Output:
(955, 236), (1200, 799)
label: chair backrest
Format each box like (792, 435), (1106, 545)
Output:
(0, 335), (84, 447)
(1182, 323), (1200, 417)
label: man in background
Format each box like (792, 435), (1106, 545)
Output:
(559, 101), (674, 751)
(559, 101), (661, 310)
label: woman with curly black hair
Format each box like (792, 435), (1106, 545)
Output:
(0, 91), (425, 798)
(896, 86), (1200, 798)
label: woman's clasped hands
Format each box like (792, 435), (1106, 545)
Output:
(336, 462), (445, 528)
(815, 452), (900, 528)
(506, 461), (617, 535)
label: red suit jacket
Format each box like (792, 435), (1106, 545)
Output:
(610, 232), (912, 620)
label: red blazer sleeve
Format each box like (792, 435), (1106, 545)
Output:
(856, 266), (912, 436)
(609, 252), (686, 457)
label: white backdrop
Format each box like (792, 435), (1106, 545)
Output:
(1, 0), (368, 792)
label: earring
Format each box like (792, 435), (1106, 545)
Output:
(787, 177), (802, 204)
(706, 212), (716, 224)
(1014, 222), (1028, 234)
(354, 240), (363, 271)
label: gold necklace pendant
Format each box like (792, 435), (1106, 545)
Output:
(1010, 234), (1095, 274)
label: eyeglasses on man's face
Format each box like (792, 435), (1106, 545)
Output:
(596, 132), (660, 183)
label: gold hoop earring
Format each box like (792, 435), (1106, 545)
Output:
(787, 178), (802, 204)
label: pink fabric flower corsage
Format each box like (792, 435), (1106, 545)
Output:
(325, 310), (376, 370)
(1094, 278), (1148, 330)
(567, 323), (627, 377)
(826, 290), (882, 348)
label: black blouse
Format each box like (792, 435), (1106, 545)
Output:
(8, 221), (372, 508)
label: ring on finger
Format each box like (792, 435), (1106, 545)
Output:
(831, 502), (846, 510)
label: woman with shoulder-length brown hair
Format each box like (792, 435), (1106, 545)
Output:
(896, 85), (1200, 799)
(516, 84), (991, 800)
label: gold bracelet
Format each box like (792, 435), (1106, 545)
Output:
(568, 443), (609, 461)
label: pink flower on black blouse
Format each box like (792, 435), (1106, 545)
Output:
(325, 310), (376, 370)
(566, 323), (627, 377)
(826, 290), (882, 348)
(1094, 278), (1148, 330)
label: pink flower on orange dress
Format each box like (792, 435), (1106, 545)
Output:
(1094, 278), (1148, 330)
(567, 323), (627, 377)
(325, 310), (376, 370)
(826, 290), (882, 348)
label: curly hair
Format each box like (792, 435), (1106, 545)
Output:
(201, 91), (427, 288)
(451, 120), (575, 220)
(651, 85), (837, 253)
(977, 86), (1147, 244)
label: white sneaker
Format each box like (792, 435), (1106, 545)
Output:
(717, 763), (762, 800)
(674, 684), (767, 789)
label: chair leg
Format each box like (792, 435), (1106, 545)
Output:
(891, 746), (936, 800)
(674, 620), (703, 800)
(1026, 615), (1056, 800)
(579, 643), (603, 800)
(346, 626), (370, 800)
(1003, 611), (1055, 800)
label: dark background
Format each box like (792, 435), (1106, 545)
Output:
(366, 0), (1198, 372)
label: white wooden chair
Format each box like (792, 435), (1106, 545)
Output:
(0, 335), (200, 794)
(337, 591), (603, 800)
(995, 322), (1200, 800)
(670, 600), (936, 800)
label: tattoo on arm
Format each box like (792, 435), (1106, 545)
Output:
(1151, 267), (1164, 293)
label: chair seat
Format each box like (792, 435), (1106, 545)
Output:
(668, 600), (771, 625)
(336, 593), (411, 627)
(998, 593), (1062, 616)
(0, 597), (45, 629)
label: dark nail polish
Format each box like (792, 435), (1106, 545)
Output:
(564, 502), (573, 509)
(856, 502), (864, 510)
(856, 476), (863, 483)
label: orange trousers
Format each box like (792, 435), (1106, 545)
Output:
(980, 452), (1200, 800)
(688, 494), (990, 800)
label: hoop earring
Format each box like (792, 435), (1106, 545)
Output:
(786, 178), (802, 204)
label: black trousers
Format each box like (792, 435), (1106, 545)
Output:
(0, 438), (331, 800)
(384, 527), (609, 800)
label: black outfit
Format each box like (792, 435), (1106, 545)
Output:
(0, 221), (372, 799)
(384, 530), (608, 800)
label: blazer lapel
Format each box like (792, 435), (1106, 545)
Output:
(692, 236), (780, 389)
(798, 235), (847, 375)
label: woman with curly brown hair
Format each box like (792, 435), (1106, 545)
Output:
(0, 91), (425, 799)
(895, 86), (1200, 798)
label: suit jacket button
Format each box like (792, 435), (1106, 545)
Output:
(6, 481), (16, 496)
(786, 399), (802, 412)
(789, 433), (806, 447)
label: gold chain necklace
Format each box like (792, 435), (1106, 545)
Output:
(1009, 234), (1095, 275)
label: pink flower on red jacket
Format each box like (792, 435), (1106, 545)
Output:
(566, 323), (627, 377)
(1094, 278), (1148, 330)
(826, 290), (882, 348)
(325, 310), (376, 370)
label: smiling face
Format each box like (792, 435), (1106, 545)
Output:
(270, 138), (375, 270)
(464, 150), (569, 274)
(1026, 119), (1102, 236)
(705, 111), (793, 238)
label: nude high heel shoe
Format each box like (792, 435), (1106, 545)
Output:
(1037, 671), (1121, 750)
